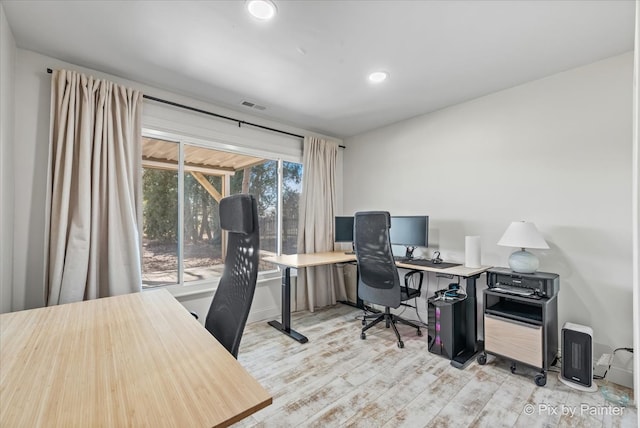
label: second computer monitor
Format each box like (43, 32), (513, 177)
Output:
(390, 216), (428, 258)
(334, 216), (355, 243)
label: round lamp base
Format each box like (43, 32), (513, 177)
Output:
(508, 249), (539, 273)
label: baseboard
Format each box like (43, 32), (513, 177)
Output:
(606, 366), (634, 389)
(247, 305), (280, 324)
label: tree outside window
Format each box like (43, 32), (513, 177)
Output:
(141, 137), (301, 288)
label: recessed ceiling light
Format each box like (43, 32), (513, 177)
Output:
(246, 0), (277, 21)
(368, 71), (389, 83)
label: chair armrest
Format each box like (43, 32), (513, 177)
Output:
(404, 269), (424, 293)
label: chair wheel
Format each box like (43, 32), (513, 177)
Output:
(510, 363), (516, 374)
(417, 328), (422, 337)
(534, 373), (547, 387)
(398, 341), (404, 348)
(477, 353), (487, 365)
(362, 319), (366, 326)
(360, 332), (366, 340)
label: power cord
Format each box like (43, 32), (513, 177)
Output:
(432, 281), (467, 302)
(546, 355), (561, 373)
(593, 347), (633, 407)
(410, 295), (428, 328)
(414, 272), (432, 327)
(593, 347), (633, 380)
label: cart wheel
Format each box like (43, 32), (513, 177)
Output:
(534, 373), (547, 387)
(360, 332), (366, 340)
(510, 362), (517, 374)
(477, 353), (487, 365)
(398, 340), (404, 349)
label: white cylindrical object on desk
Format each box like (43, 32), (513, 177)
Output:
(465, 236), (481, 268)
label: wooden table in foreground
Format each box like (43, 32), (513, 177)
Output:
(0, 289), (272, 427)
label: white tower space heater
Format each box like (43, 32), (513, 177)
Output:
(558, 322), (598, 392)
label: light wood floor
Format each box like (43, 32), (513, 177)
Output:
(235, 304), (636, 428)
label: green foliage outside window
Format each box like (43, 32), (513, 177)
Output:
(143, 169), (178, 242)
(143, 160), (302, 246)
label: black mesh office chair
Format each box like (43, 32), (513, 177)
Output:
(204, 193), (260, 358)
(355, 211), (424, 348)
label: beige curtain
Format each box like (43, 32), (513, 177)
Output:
(46, 69), (143, 305)
(296, 136), (346, 312)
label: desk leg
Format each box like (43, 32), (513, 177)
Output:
(337, 262), (366, 310)
(451, 274), (483, 369)
(268, 267), (309, 343)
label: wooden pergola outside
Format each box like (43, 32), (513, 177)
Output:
(141, 137), (269, 278)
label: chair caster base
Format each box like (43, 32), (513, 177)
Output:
(534, 373), (547, 387)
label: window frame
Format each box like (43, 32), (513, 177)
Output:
(141, 127), (302, 296)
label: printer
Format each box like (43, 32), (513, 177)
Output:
(487, 267), (559, 299)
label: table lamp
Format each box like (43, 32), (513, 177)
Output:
(497, 221), (549, 273)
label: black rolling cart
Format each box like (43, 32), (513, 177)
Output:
(476, 268), (559, 387)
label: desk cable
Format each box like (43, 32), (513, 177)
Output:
(405, 270), (428, 327)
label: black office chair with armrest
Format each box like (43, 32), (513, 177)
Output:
(204, 193), (260, 358)
(354, 211), (424, 348)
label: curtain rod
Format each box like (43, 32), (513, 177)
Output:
(46, 68), (345, 148)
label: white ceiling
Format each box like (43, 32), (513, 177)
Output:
(2, 0), (635, 138)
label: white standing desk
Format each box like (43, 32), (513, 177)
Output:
(264, 251), (491, 368)
(0, 289), (272, 427)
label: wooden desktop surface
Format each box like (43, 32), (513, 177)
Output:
(265, 251), (490, 278)
(264, 251), (356, 268)
(0, 289), (272, 428)
(395, 261), (491, 277)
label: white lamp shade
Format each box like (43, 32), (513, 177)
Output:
(497, 221), (549, 249)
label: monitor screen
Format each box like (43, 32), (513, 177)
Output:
(334, 216), (354, 242)
(389, 216), (428, 247)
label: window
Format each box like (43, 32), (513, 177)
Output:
(141, 136), (302, 288)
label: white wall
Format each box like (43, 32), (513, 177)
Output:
(344, 52), (634, 387)
(10, 47), (339, 323)
(0, 3), (16, 314)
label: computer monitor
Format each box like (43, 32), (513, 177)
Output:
(335, 216), (354, 242)
(335, 216), (355, 254)
(390, 215), (428, 259)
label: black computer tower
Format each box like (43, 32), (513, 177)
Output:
(428, 296), (466, 359)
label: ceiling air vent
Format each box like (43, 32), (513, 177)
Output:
(241, 100), (266, 111)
